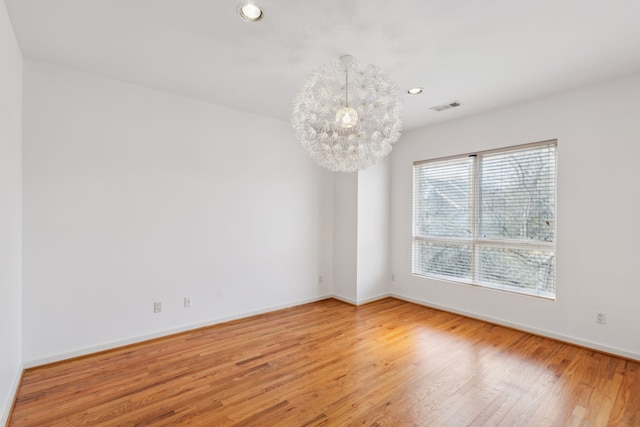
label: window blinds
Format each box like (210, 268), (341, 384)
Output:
(412, 141), (557, 298)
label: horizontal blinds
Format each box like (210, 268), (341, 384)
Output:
(479, 145), (556, 242)
(412, 141), (557, 298)
(413, 156), (473, 239)
(477, 245), (555, 297)
(413, 240), (472, 281)
(412, 156), (473, 283)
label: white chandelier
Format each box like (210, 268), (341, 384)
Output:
(291, 55), (402, 172)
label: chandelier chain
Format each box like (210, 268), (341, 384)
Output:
(345, 67), (349, 107)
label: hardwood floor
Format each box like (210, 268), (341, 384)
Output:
(9, 298), (640, 426)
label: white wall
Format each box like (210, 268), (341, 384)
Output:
(332, 173), (358, 303)
(332, 158), (391, 305)
(22, 60), (334, 364)
(0, 1), (22, 423)
(357, 158), (390, 303)
(390, 73), (640, 359)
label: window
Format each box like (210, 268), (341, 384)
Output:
(412, 141), (557, 298)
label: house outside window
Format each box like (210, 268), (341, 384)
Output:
(412, 140), (557, 299)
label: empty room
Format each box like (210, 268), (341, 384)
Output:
(1, 0), (640, 425)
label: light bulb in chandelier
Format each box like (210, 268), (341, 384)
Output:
(336, 106), (358, 129)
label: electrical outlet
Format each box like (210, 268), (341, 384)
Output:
(391, 273), (395, 282)
(596, 312), (606, 324)
(154, 301), (162, 313)
(318, 275), (323, 284)
(184, 296), (192, 308)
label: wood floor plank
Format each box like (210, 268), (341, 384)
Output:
(9, 298), (640, 426)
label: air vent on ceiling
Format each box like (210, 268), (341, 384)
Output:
(430, 100), (463, 112)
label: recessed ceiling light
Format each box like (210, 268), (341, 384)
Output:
(238, 3), (263, 22)
(407, 87), (423, 95)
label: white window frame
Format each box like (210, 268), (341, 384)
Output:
(412, 140), (557, 299)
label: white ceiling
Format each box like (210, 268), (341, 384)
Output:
(6, 0), (640, 131)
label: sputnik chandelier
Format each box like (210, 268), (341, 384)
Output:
(291, 55), (402, 172)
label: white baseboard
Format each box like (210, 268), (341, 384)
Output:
(1, 363), (23, 426)
(331, 294), (357, 305)
(357, 292), (392, 305)
(391, 292), (640, 362)
(24, 294), (333, 368)
(332, 292), (391, 306)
